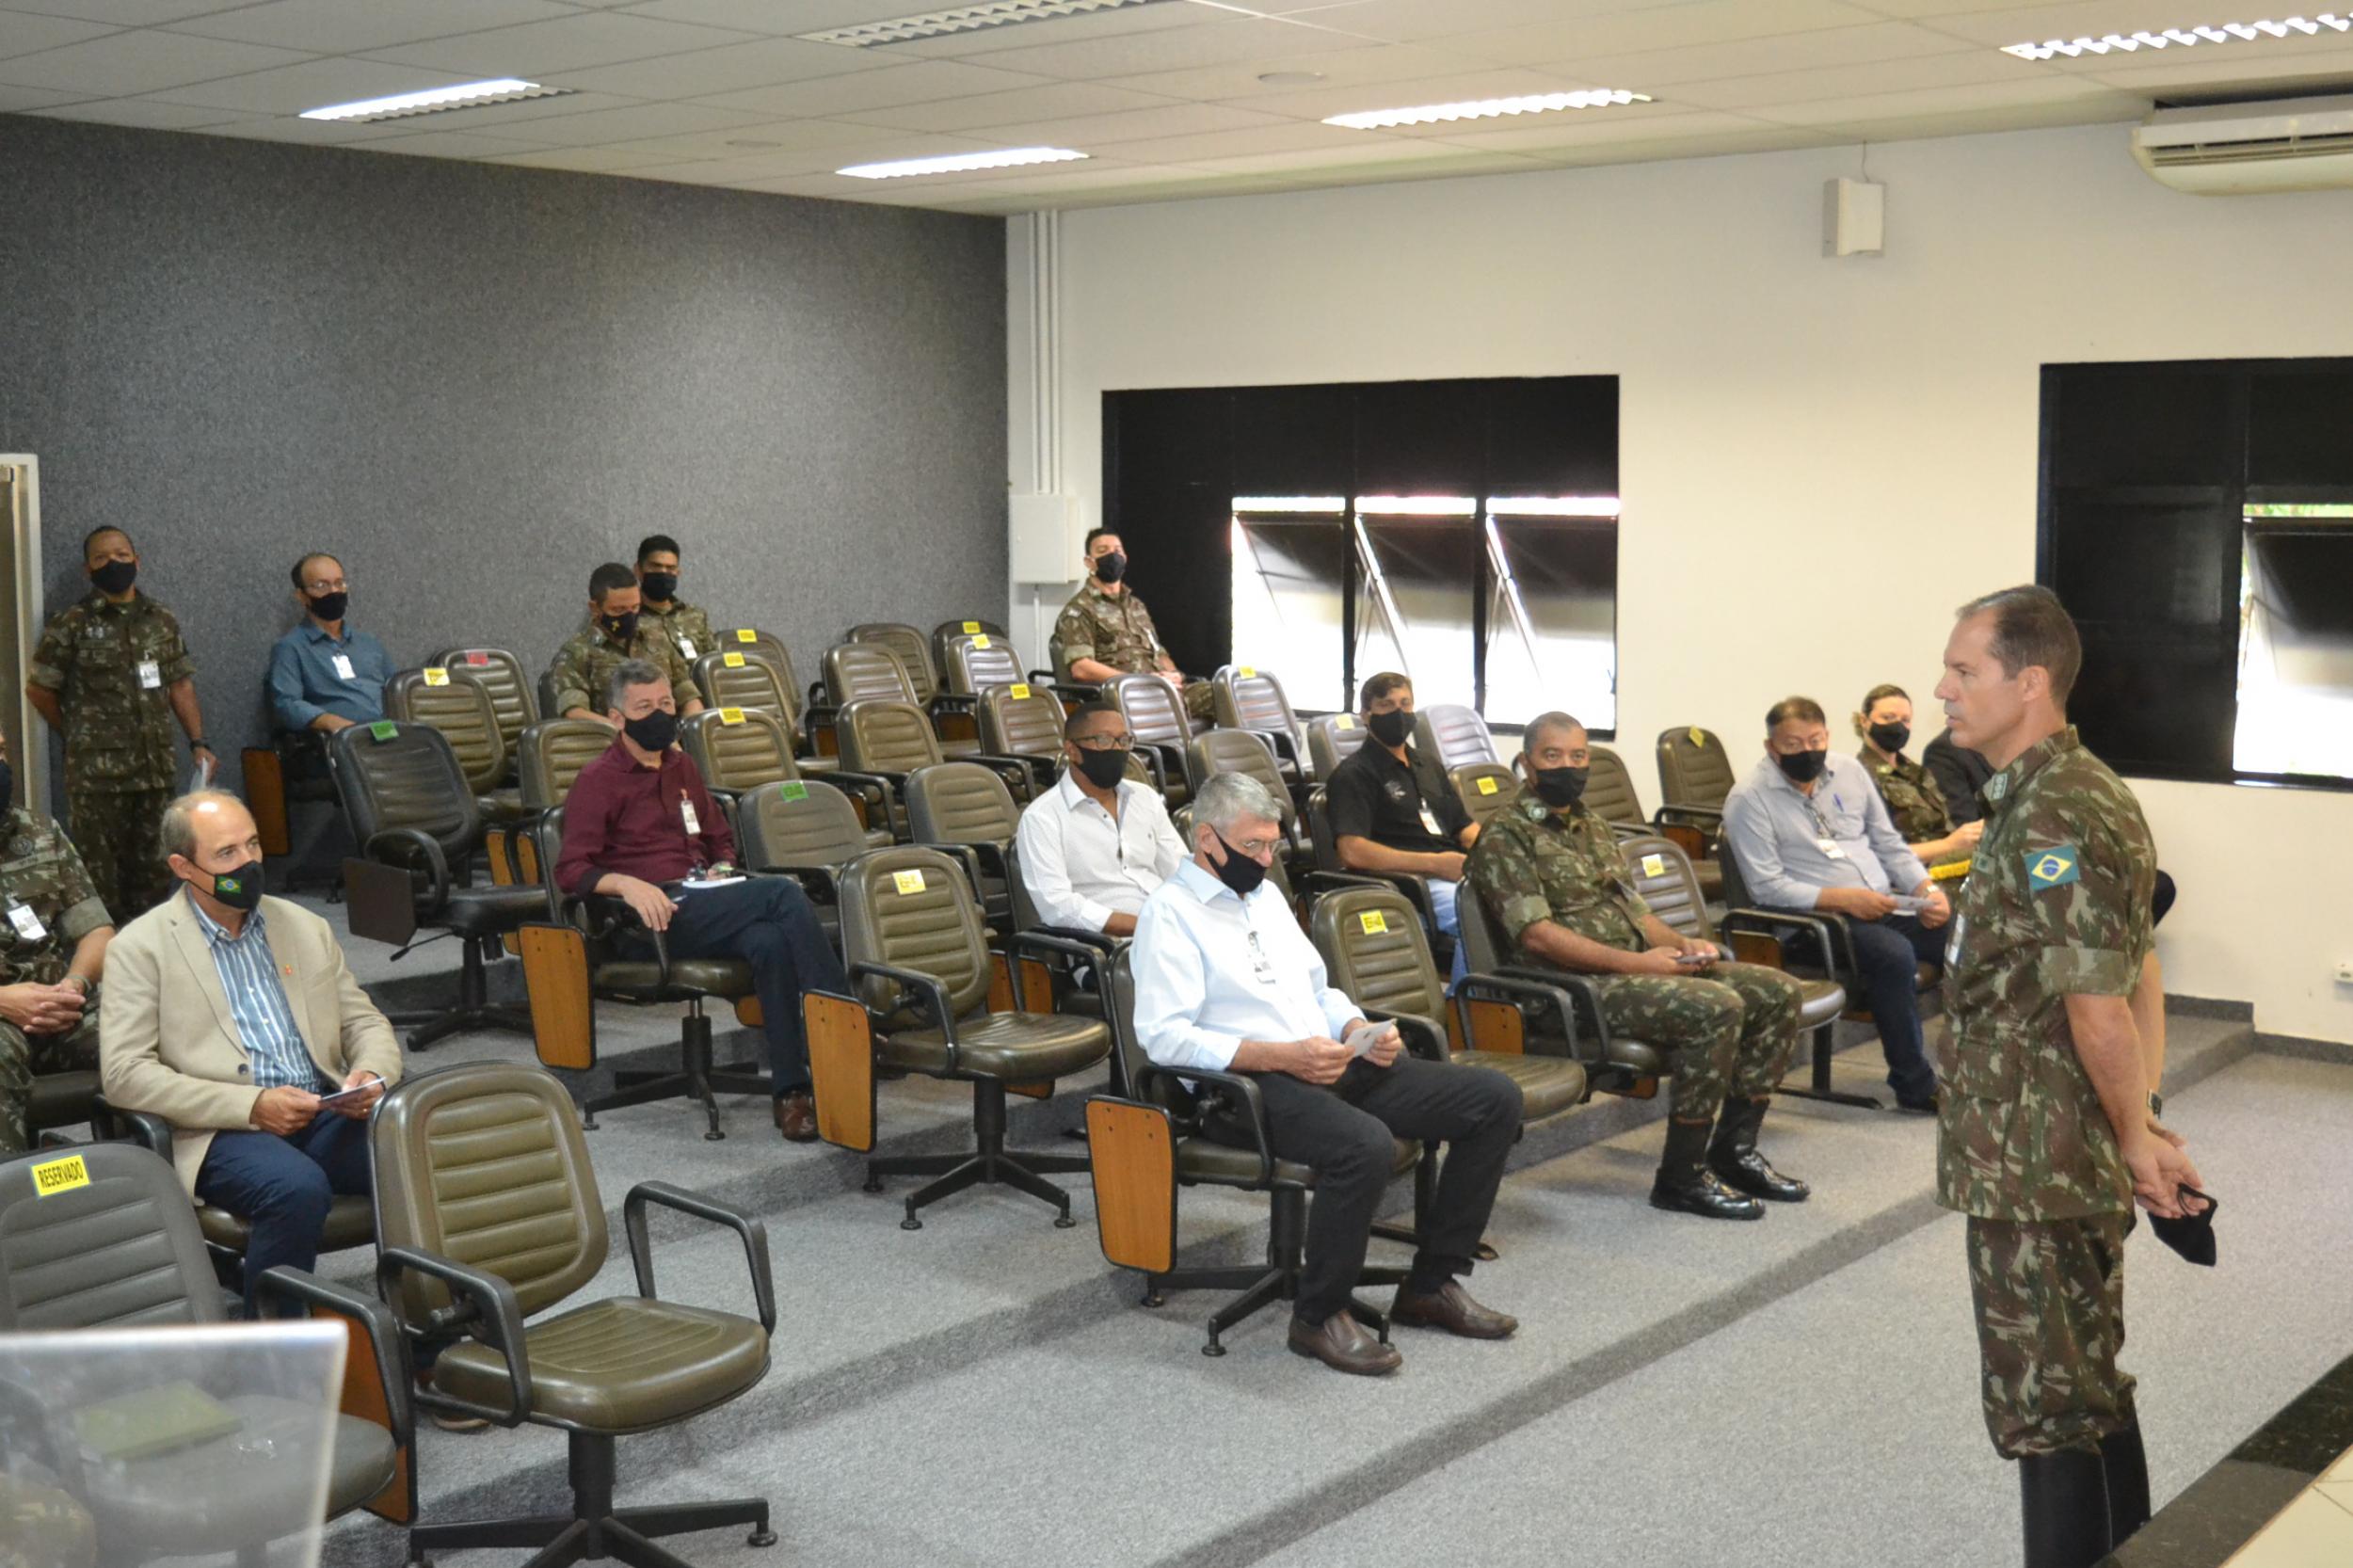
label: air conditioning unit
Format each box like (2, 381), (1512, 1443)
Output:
(2133, 93), (2353, 193)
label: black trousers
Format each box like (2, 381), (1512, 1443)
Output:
(634, 877), (847, 1096)
(1207, 1056), (1522, 1325)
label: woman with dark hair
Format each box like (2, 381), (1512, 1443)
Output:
(1855, 683), (1981, 868)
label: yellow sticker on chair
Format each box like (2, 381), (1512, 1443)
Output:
(719, 707), (745, 725)
(972, 633), (991, 648)
(724, 652), (746, 667)
(962, 620), (982, 634)
(1336, 715), (1356, 729)
(422, 667), (450, 686)
(1688, 727), (1704, 746)
(1238, 665), (1256, 679)
(1641, 853), (1666, 877)
(736, 629), (758, 644)
(892, 869), (927, 895)
(1010, 682), (1032, 699)
(31, 1154), (89, 1197)
(1476, 776), (1499, 795)
(1358, 910), (1388, 936)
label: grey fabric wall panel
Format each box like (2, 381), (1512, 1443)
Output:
(0, 115), (1006, 792)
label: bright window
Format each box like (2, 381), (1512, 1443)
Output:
(2234, 504), (2353, 781)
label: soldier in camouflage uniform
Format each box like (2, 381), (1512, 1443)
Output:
(1856, 682), (1982, 869)
(1466, 711), (1809, 1222)
(0, 730), (115, 1157)
(1052, 528), (1216, 724)
(25, 528), (212, 924)
(548, 563), (706, 724)
(634, 533), (718, 665)
(1932, 585), (2204, 1568)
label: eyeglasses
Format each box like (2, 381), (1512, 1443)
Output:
(303, 578), (348, 594)
(1072, 733), (1135, 751)
(1224, 835), (1279, 858)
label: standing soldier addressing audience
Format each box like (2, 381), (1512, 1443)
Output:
(634, 534), (716, 665)
(1932, 584), (2205, 1568)
(0, 728), (114, 1158)
(1051, 528), (1215, 725)
(25, 527), (213, 923)
(1467, 712), (1809, 1222)
(549, 562), (705, 727)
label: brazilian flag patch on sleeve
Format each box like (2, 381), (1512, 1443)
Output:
(2025, 846), (2080, 892)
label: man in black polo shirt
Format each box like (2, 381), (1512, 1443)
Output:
(1325, 672), (1479, 974)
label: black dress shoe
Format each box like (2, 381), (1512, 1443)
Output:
(1652, 1117), (1765, 1220)
(1707, 1098), (1809, 1202)
(1894, 1090), (1941, 1114)
(1392, 1282), (1517, 1339)
(1287, 1309), (1402, 1376)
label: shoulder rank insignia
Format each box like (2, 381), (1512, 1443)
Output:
(2025, 846), (2079, 891)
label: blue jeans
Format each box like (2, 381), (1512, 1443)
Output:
(1428, 877), (1469, 985)
(1843, 912), (1944, 1099)
(196, 1112), (374, 1316)
(648, 876), (848, 1096)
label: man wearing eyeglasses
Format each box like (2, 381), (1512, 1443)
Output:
(1015, 701), (1185, 937)
(267, 552), (395, 739)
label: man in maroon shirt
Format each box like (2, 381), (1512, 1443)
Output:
(553, 660), (845, 1141)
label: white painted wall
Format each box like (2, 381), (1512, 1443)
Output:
(1007, 121), (2353, 1044)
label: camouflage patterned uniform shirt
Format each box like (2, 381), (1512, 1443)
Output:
(641, 600), (717, 666)
(27, 592), (194, 793)
(1860, 746), (1953, 846)
(1051, 581), (1169, 682)
(0, 809), (111, 987)
(1937, 726), (2154, 1222)
(547, 618), (699, 720)
(1467, 797), (1651, 952)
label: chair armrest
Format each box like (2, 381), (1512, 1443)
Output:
(623, 1181), (776, 1335)
(1141, 1062), (1273, 1185)
(1019, 926), (1125, 956)
(1295, 870), (1388, 903)
(374, 1245), (532, 1428)
(753, 863), (840, 903)
(966, 753), (1042, 803)
(366, 826), (452, 909)
(254, 1266), (416, 1448)
(1362, 1007), (1447, 1063)
(1451, 972), (1588, 1061)
(1000, 929), (1117, 1010)
(1484, 966), (1617, 1067)
(1653, 803), (1722, 830)
(1724, 905), (1855, 977)
(90, 1093), (173, 1157)
(926, 842), (988, 903)
(847, 959), (960, 1073)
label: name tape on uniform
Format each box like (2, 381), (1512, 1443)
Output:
(422, 667), (450, 686)
(1358, 910), (1388, 936)
(32, 1154), (89, 1197)
(1010, 682), (1031, 699)
(1476, 776), (1499, 795)
(719, 707), (745, 725)
(724, 652), (746, 667)
(892, 869), (927, 895)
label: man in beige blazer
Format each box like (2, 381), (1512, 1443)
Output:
(100, 790), (401, 1312)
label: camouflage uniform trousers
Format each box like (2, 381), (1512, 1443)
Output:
(0, 1010), (104, 1157)
(1965, 1211), (2137, 1459)
(0, 1469), (97, 1568)
(1587, 961), (1804, 1119)
(66, 786), (174, 927)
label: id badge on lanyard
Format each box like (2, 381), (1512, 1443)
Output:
(680, 792), (702, 839)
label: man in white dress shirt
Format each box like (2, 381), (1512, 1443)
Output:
(1131, 772), (1523, 1376)
(1015, 701), (1186, 936)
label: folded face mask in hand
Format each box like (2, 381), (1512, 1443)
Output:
(2148, 1185), (2217, 1266)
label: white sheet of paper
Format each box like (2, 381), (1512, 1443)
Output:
(680, 875), (744, 891)
(1345, 1020), (1398, 1059)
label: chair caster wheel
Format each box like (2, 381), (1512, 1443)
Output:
(1475, 1241), (1500, 1262)
(900, 1215), (923, 1231)
(746, 1529), (777, 1548)
(1143, 1291), (1164, 1308)
(704, 1129), (725, 1142)
(1202, 1341), (1225, 1357)
(862, 1177), (884, 1194)
(1053, 1212), (1076, 1228)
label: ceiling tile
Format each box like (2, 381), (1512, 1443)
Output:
(1420, 102), (1733, 152)
(1790, 95), (2148, 141)
(1907, 3), (2242, 49)
(1549, 22), (1979, 91)
(877, 0), (1229, 60)
(2082, 44), (2353, 92)
(826, 76), (1181, 130)
(689, 57), (1056, 117)
(1754, 72), (2143, 123)
(971, 100), (1285, 144)
(1176, 133), (1499, 171)
(1097, 40), (1489, 100)
(0, 10), (117, 60)
(613, 0), (952, 33)
(0, 81), (89, 111)
(0, 28), (312, 94)
(482, 143), (693, 170)
(162, 0), (576, 54)
(592, 117), (879, 156)
(180, 111), (398, 142)
(1083, 117), (1372, 161)
(966, 15), (1399, 79)
(24, 96), (237, 127)
(1442, 0), (1884, 67)
(465, 97), (781, 144)
(548, 34), (895, 96)
(1, 0), (256, 23)
(1667, 47), (2046, 110)
(360, 127), (564, 156)
(1226, 65), (1585, 119)
(1282, 0), (1696, 46)
(132, 56), (483, 114)
(357, 11), (760, 75)
(1539, 122), (1844, 165)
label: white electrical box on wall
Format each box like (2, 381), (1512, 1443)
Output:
(1011, 493), (1083, 584)
(1823, 177), (1885, 257)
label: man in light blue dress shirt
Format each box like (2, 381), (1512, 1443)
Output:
(266, 552), (395, 739)
(1722, 696), (1949, 1110)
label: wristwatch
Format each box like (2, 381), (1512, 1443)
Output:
(2147, 1090), (2164, 1117)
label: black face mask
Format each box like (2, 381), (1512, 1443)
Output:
(307, 590), (348, 623)
(1209, 831), (1267, 897)
(198, 859), (265, 912)
(1529, 764), (1589, 808)
(1867, 722), (1910, 755)
(622, 710), (678, 753)
(91, 559), (137, 595)
(640, 572), (679, 602)
(1776, 748), (1830, 784)
(600, 611), (639, 642)
(1366, 709), (1413, 748)
(1092, 552), (1127, 584)
(1073, 746), (1128, 791)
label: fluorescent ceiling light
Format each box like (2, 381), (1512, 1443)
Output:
(1325, 89), (1651, 131)
(299, 78), (568, 122)
(838, 147), (1086, 179)
(2002, 13), (2349, 59)
(1488, 496), (1623, 518)
(804, 0), (1173, 47)
(1233, 496), (1348, 513)
(1355, 495), (1480, 516)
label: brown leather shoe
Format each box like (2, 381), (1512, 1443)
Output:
(1287, 1308), (1402, 1376)
(1391, 1281), (1518, 1340)
(774, 1092), (818, 1143)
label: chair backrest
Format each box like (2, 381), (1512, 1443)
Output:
(1111, 673), (1190, 750)
(940, 633), (1023, 697)
(693, 650), (797, 733)
(1449, 760), (1519, 831)
(1619, 832), (1716, 942)
(519, 718), (616, 810)
(1304, 787), (1341, 872)
(371, 1063), (606, 1324)
(1306, 713), (1367, 777)
(1716, 828), (1761, 909)
(904, 761), (1020, 852)
(433, 647), (537, 763)
(835, 845), (991, 1022)
(734, 779), (868, 872)
(682, 707), (798, 792)
(1185, 729), (1293, 828)
(1657, 726), (1736, 811)
(1308, 883), (1446, 1025)
(1415, 703), (1497, 771)
(838, 698), (942, 776)
(979, 683), (1066, 759)
(1212, 666), (1304, 752)
(385, 666), (506, 795)
(847, 623), (937, 701)
(825, 641), (920, 709)
(931, 617), (1008, 680)
(0, 1144), (217, 1330)
(1101, 946), (1188, 1109)
(330, 719), (482, 859)
(1586, 744), (1647, 828)
(1455, 869), (1515, 973)
(709, 627), (796, 697)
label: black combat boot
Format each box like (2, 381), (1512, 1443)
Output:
(2019, 1449), (2113, 1568)
(1650, 1116), (1764, 1220)
(1707, 1096), (1810, 1202)
(2100, 1423), (2152, 1546)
